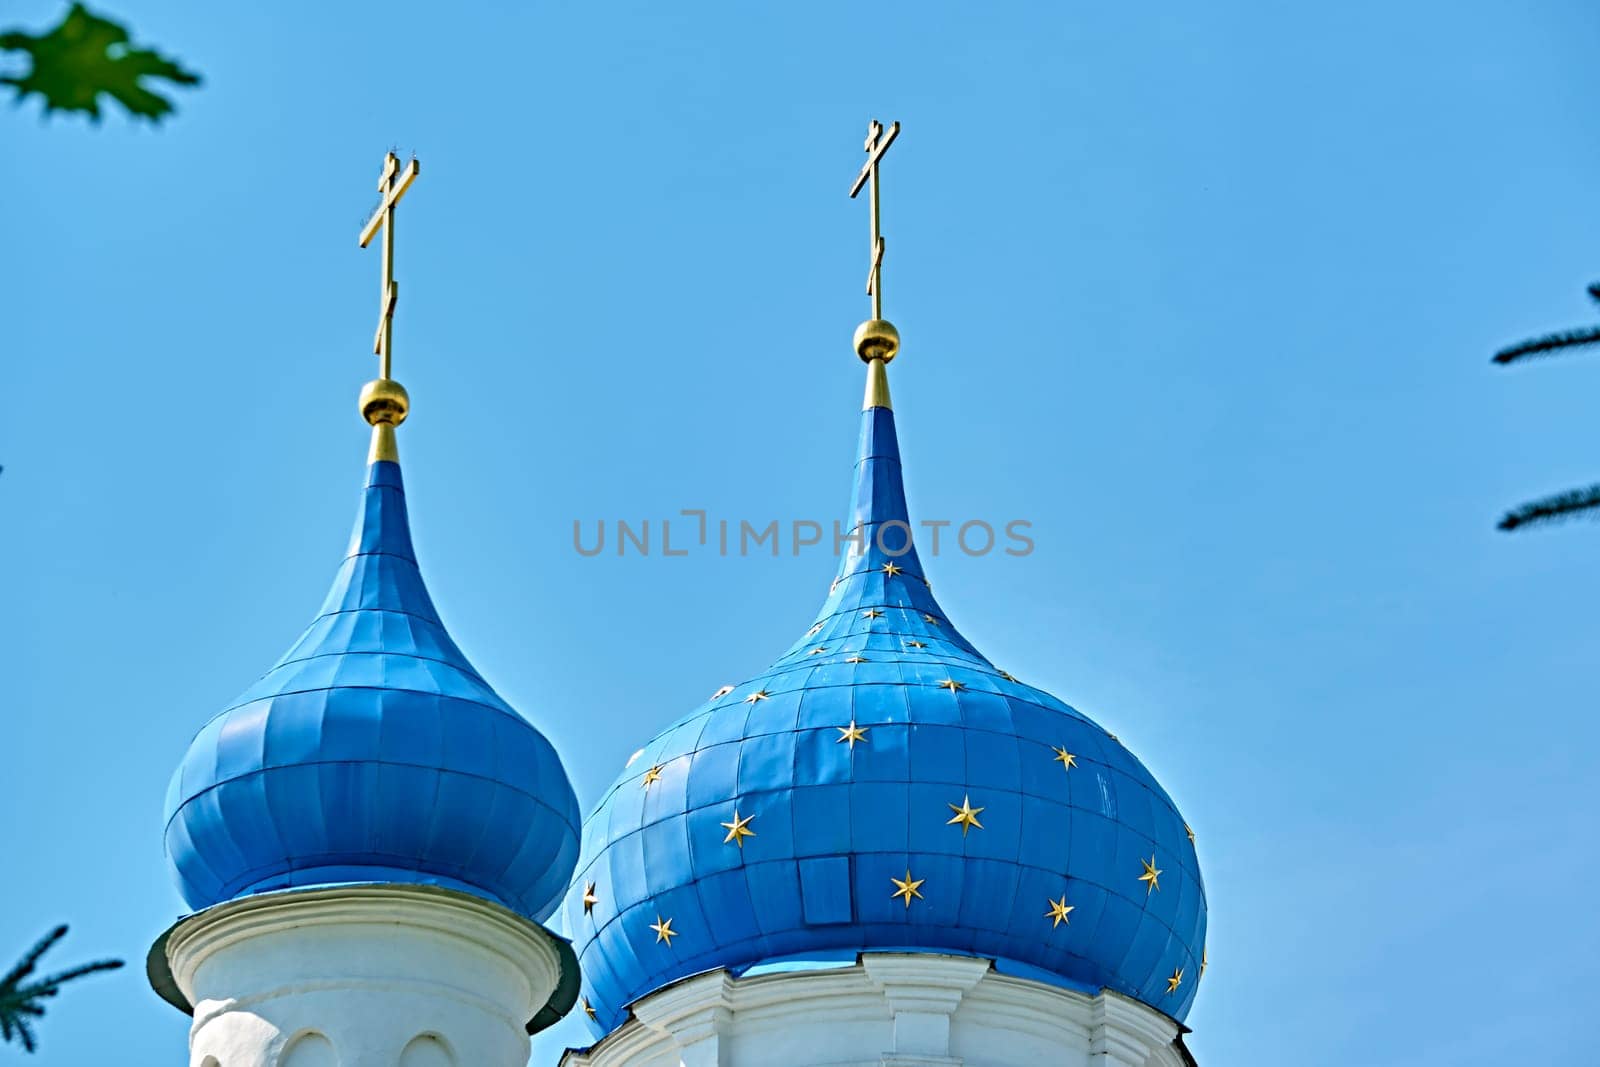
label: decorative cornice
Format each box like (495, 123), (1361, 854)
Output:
(169, 884), (556, 988)
(863, 953), (989, 1017)
(157, 882), (574, 1034)
(562, 953), (1185, 1067)
(631, 970), (737, 1043)
(1088, 991), (1182, 1064)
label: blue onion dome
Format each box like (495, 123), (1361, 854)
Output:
(164, 392), (580, 922)
(566, 351), (1206, 1033)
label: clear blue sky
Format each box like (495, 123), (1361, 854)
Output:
(3, 1), (1598, 1063)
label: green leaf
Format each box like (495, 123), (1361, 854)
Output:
(0, 3), (200, 122)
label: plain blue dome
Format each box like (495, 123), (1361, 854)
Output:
(566, 392), (1206, 1033)
(164, 457), (580, 921)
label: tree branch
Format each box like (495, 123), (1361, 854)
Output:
(1497, 484), (1600, 531)
(1492, 324), (1600, 365)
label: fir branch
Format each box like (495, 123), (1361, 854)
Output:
(0, 927), (67, 993)
(1491, 324), (1600, 365)
(1497, 484), (1600, 531)
(0, 926), (123, 1054)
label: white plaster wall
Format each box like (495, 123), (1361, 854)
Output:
(163, 884), (562, 1067)
(561, 953), (1193, 1067)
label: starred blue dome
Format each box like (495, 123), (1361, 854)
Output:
(566, 362), (1206, 1032)
(164, 449), (580, 922)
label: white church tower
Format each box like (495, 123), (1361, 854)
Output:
(558, 121), (1207, 1066)
(147, 153), (582, 1066)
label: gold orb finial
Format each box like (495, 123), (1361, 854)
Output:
(854, 318), (900, 364)
(360, 378), (410, 427)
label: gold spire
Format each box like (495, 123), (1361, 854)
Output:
(863, 353), (892, 410)
(850, 119), (901, 408)
(358, 151), (421, 462)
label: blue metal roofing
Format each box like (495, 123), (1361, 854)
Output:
(566, 396), (1206, 1033)
(164, 458), (580, 921)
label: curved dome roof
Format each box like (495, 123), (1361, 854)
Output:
(565, 364), (1206, 1032)
(164, 454), (580, 921)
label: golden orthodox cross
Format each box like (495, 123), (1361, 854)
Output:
(358, 152), (421, 380)
(849, 119), (899, 319)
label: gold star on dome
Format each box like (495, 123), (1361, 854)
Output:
(890, 869), (925, 908)
(998, 669), (1017, 682)
(946, 795), (985, 835)
(938, 679), (965, 692)
(1045, 895), (1074, 928)
(905, 640), (926, 649)
(1185, 823), (1195, 844)
(582, 882), (599, 915)
(1139, 855), (1162, 894)
(641, 765), (663, 788)
(807, 622), (824, 637)
(1107, 731), (1120, 743)
(830, 577), (841, 593)
(711, 685), (734, 699)
(745, 689), (770, 703)
(1201, 948), (1208, 977)
(807, 647), (828, 656)
(882, 562), (903, 576)
(1166, 967), (1184, 994)
(845, 655), (869, 663)
(836, 720), (869, 749)
(1052, 747), (1078, 771)
(583, 997), (596, 1020)
(721, 810), (756, 848)
(650, 915), (677, 946)
(923, 577), (932, 590)
(862, 608), (884, 619)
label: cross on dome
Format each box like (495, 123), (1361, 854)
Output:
(353, 151), (422, 464)
(850, 118), (899, 319)
(359, 151), (420, 378)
